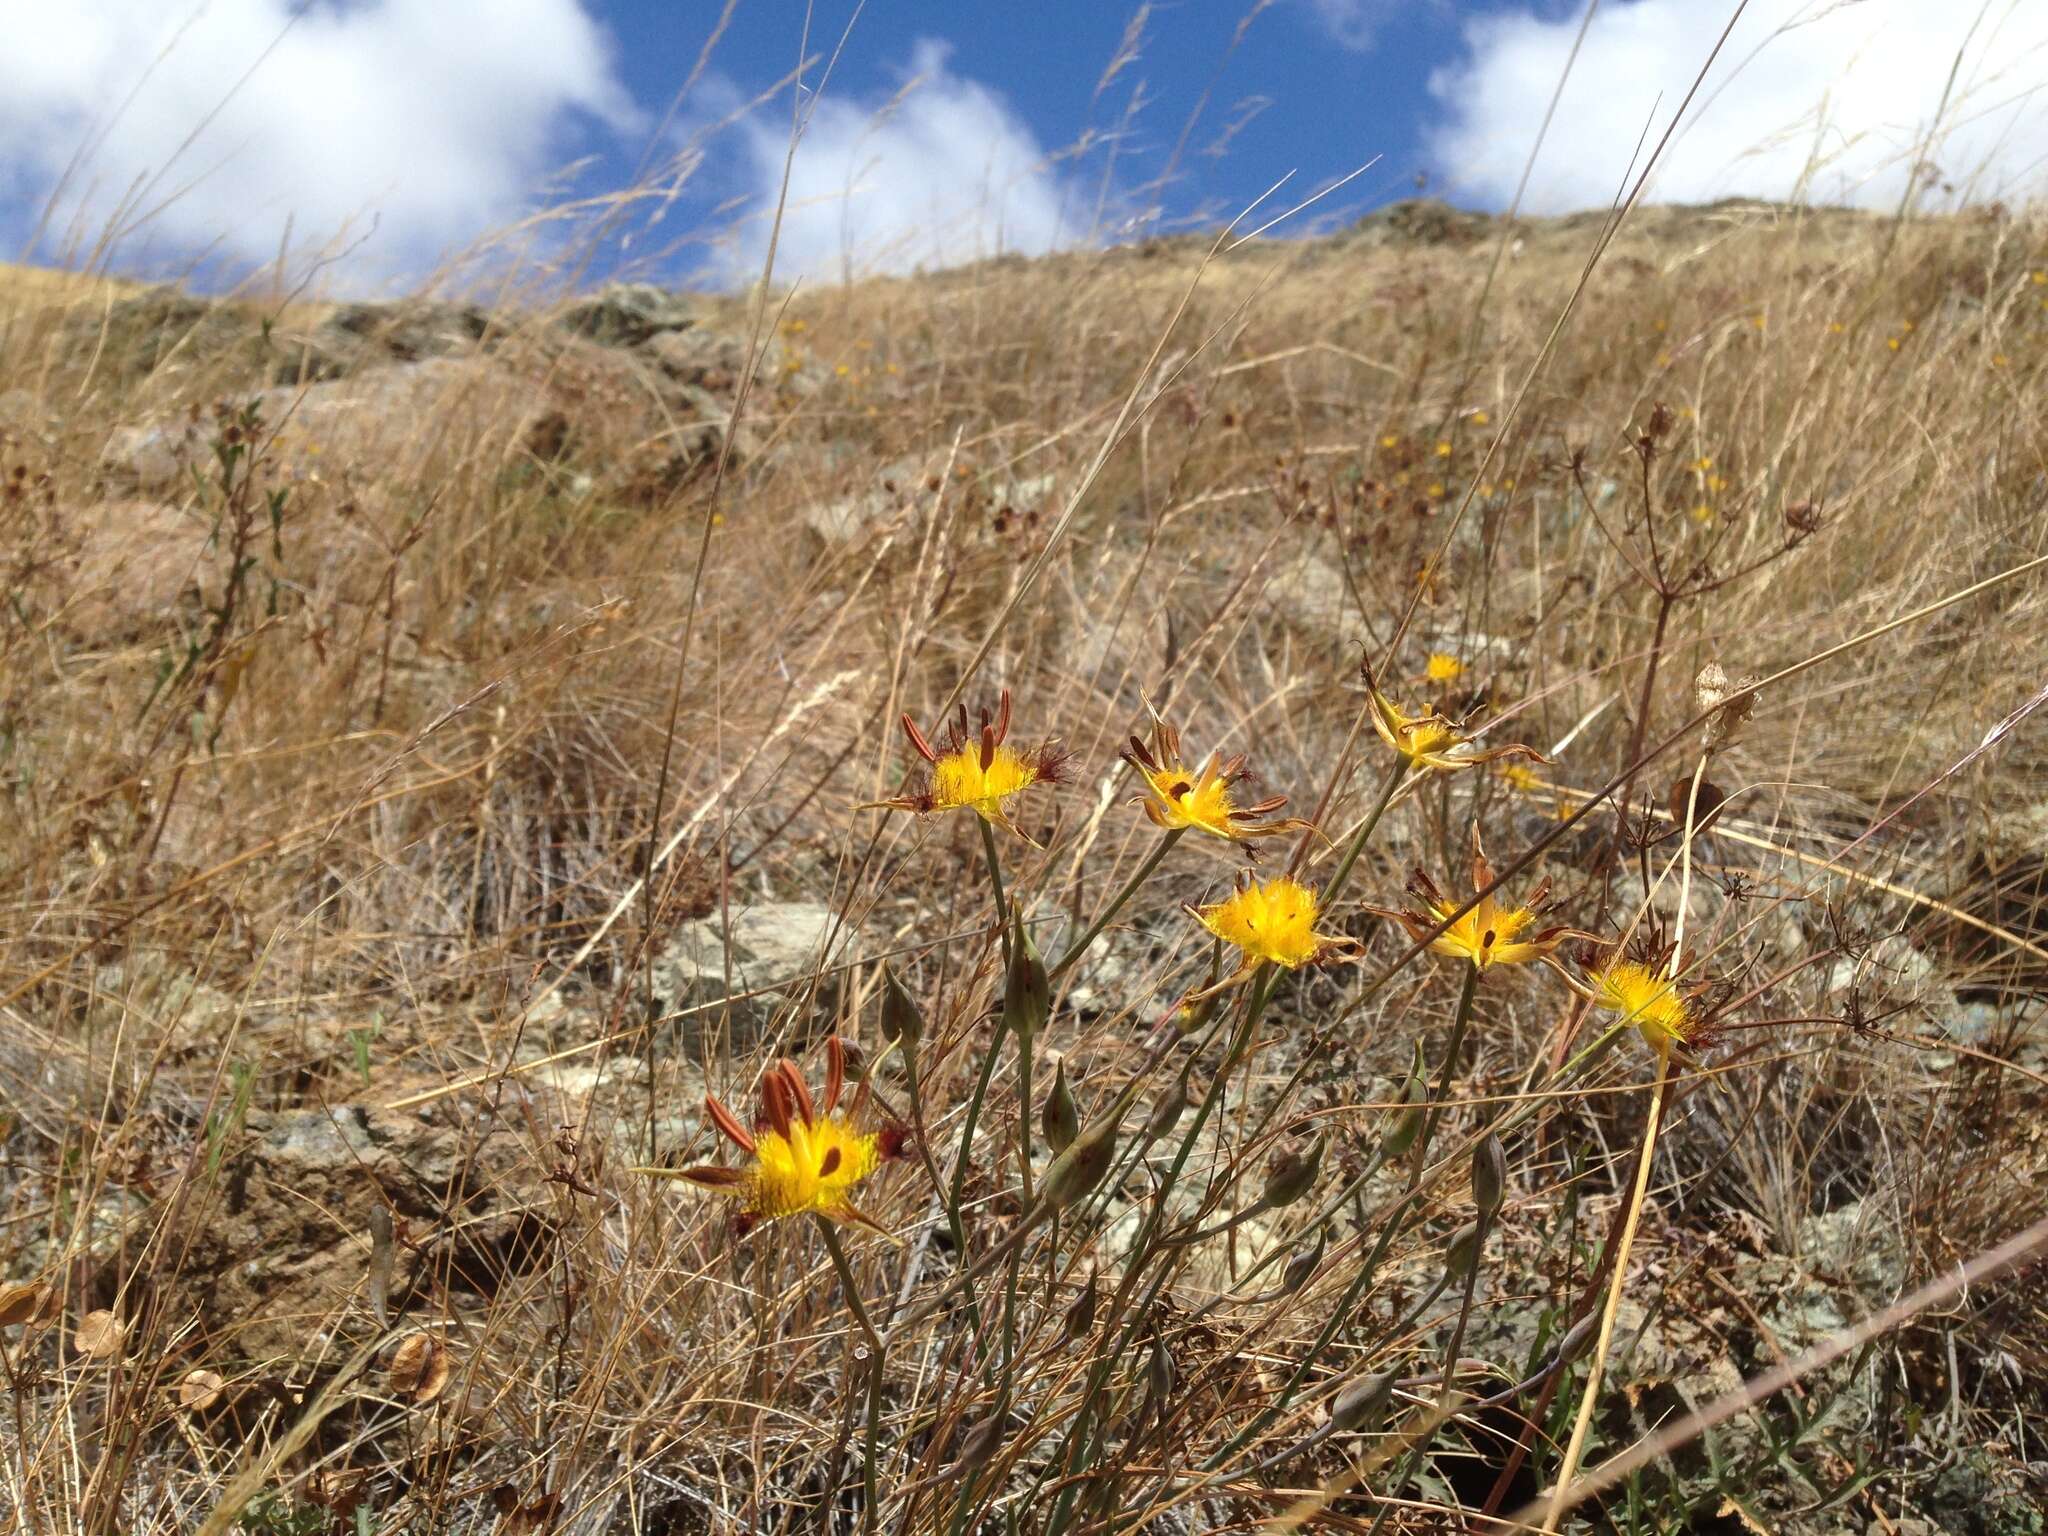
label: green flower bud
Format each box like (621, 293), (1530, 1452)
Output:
(1145, 1069), (1192, 1143)
(1444, 1220), (1484, 1285)
(1261, 1129), (1328, 1209)
(1280, 1227), (1326, 1295)
(1044, 1104), (1123, 1210)
(1003, 912), (1050, 1043)
(1381, 1043), (1429, 1158)
(1331, 1370), (1398, 1434)
(1472, 1133), (1507, 1224)
(1063, 1270), (1099, 1342)
(1042, 1056), (1079, 1155)
(880, 963), (924, 1048)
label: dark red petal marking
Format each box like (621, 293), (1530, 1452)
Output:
(817, 1146), (843, 1177)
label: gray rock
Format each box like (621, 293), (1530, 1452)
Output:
(653, 900), (850, 1045)
(557, 282), (699, 347)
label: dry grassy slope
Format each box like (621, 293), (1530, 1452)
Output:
(1, 201), (2045, 1532)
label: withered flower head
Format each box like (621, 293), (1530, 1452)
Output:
(1364, 826), (1592, 973)
(1363, 660), (1544, 776)
(1186, 875), (1364, 995)
(1121, 718), (1313, 847)
(869, 689), (1068, 843)
(654, 1038), (909, 1236)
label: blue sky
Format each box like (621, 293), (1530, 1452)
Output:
(5, 2), (2047, 294)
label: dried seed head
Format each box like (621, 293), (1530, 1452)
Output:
(880, 963), (924, 1048)
(1472, 1134), (1507, 1224)
(1331, 1369), (1399, 1434)
(387, 1332), (451, 1407)
(1696, 661), (1762, 754)
(179, 1369), (226, 1413)
(1261, 1129), (1327, 1209)
(1041, 1055), (1078, 1156)
(1147, 1334), (1175, 1400)
(1003, 913), (1050, 1043)
(74, 1309), (125, 1360)
(1644, 402), (1676, 442)
(956, 1409), (1010, 1470)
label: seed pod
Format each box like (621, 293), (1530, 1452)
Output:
(1472, 1134), (1507, 1225)
(0, 1279), (57, 1328)
(1064, 1270), (1099, 1342)
(1262, 1129), (1327, 1209)
(179, 1369), (225, 1413)
(387, 1332), (451, 1407)
(1331, 1369), (1399, 1434)
(1003, 912), (1050, 1043)
(1041, 1056), (1078, 1155)
(1280, 1227), (1326, 1295)
(880, 963), (924, 1048)
(1443, 1220), (1484, 1285)
(1043, 1105), (1121, 1211)
(74, 1309), (125, 1360)
(1381, 1044), (1428, 1158)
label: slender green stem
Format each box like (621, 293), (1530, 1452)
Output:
(817, 1220), (885, 1536)
(1049, 827), (1185, 980)
(979, 816), (1011, 966)
(1419, 964), (1483, 1164)
(1320, 756), (1408, 911)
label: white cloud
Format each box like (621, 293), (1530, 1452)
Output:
(1301, 0), (1412, 52)
(721, 40), (1076, 286)
(0, 0), (638, 289)
(1426, 0), (2048, 212)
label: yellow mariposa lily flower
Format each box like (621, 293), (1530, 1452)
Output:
(1121, 719), (1313, 846)
(1365, 827), (1591, 973)
(1186, 875), (1363, 994)
(658, 1039), (911, 1236)
(1364, 662), (1544, 775)
(869, 690), (1069, 841)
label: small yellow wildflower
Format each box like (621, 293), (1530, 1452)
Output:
(1122, 719), (1312, 845)
(1363, 662), (1543, 776)
(1992, 353), (2009, 368)
(1704, 474), (1727, 494)
(835, 363), (851, 377)
(1427, 481), (1446, 499)
(1187, 876), (1362, 990)
(1887, 337), (1901, 352)
(869, 691), (1068, 841)
(662, 1040), (909, 1235)
(1829, 321), (1846, 334)
(1471, 410), (1490, 426)
(1423, 653), (1465, 685)
(2033, 270), (2046, 285)
(1689, 504), (1715, 526)
(1751, 314), (1766, 330)
(1379, 433), (1400, 449)
(1435, 440), (1453, 458)
(1365, 828), (1590, 973)
(1579, 960), (1697, 1054)
(1692, 456), (1713, 473)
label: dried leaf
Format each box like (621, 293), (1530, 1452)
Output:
(74, 1309), (125, 1359)
(387, 1331), (450, 1407)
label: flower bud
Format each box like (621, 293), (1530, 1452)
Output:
(1330, 1369), (1398, 1434)
(879, 963), (924, 1048)
(1003, 912), (1050, 1043)
(1261, 1129), (1327, 1209)
(1041, 1056), (1078, 1156)
(1443, 1220), (1484, 1285)
(1043, 1104), (1122, 1211)
(1472, 1134), (1506, 1224)
(1279, 1227), (1326, 1295)
(1381, 1044), (1429, 1159)
(1147, 1333), (1175, 1400)
(1064, 1270), (1099, 1342)
(1145, 1070), (1192, 1143)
